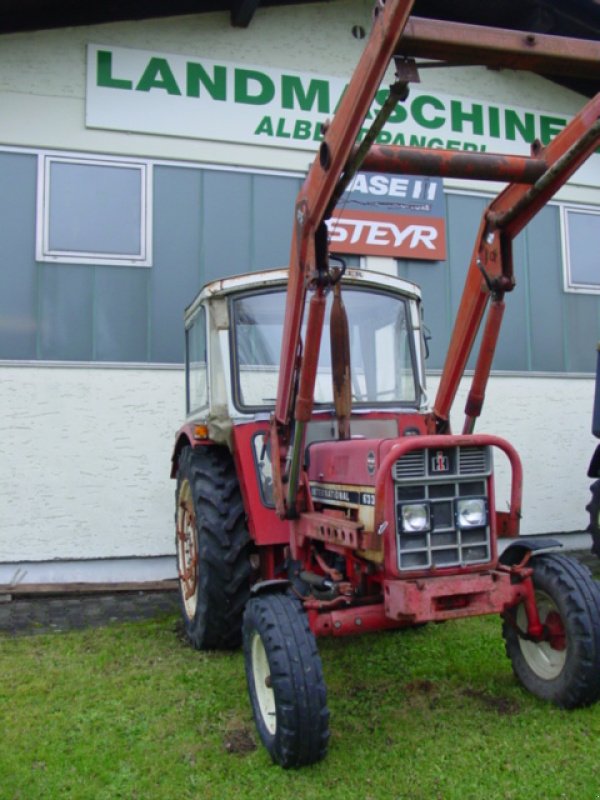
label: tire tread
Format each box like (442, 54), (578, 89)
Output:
(243, 593), (329, 768)
(502, 553), (600, 708)
(175, 445), (252, 650)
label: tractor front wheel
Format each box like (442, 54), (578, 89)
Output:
(243, 593), (329, 768)
(502, 553), (600, 708)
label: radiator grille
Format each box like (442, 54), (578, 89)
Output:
(393, 446), (492, 572)
(459, 447), (490, 475)
(393, 450), (425, 480)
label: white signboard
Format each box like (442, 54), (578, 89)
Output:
(86, 43), (600, 186)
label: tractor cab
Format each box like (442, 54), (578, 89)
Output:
(179, 266), (427, 442)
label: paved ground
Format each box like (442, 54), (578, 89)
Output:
(0, 550), (598, 636)
(0, 590), (180, 636)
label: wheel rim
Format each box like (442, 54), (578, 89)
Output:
(176, 479), (198, 620)
(516, 590), (567, 680)
(251, 632), (277, 735)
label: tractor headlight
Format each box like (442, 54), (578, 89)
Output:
(400, 503), (430, 534)
(456, 498), (487, 529)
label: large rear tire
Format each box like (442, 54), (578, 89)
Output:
(587, 479), (600, 557)
(175, 445), (252, 650)
(243, 593), (329, 768)
(502, 553), (600, 708)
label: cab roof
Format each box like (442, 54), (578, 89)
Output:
(183, 267), (422, 324)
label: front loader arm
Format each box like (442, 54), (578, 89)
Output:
(271, 0), (417, 518)
(431, 93), (600, 435)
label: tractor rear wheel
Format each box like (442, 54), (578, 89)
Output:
(587, 480), (600, 557)
(502, 553), (600, 708)
(243, 593), (329, 768)
(175, 445), (252, 650)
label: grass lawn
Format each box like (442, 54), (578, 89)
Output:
(2, 611), (600, 800)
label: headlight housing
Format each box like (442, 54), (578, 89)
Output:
(455, 498), (487, 529)
(400, 503), (430, 534)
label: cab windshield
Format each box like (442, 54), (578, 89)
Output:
(231, 286), (418, 411)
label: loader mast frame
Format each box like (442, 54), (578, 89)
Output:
(271, 0), (600, 520)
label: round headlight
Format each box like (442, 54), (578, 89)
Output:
(401, 503), (430, 533)
(456, 498), (487, 528)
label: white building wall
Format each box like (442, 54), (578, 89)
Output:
(0, 365), (594, 568)
(0, 365), (181, 564)
(431, 373), (596, 538)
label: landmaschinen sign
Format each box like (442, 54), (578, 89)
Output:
(86, 44), (598, 187)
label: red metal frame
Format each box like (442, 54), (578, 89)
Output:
(399, 16), (600, 79)
(231, 422), (290, 548)
(373, 434), (523, 573)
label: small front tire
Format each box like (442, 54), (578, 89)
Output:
(502, 553), (600, 708)
(243, 593), (329, 768)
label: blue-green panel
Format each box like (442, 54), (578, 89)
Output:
(1, 150), (598, 371)
(396, 192), (465, 369)
(94, 267), (149, 362)
(564, 292), (598, 372)
(525, 204), (566, 372)
(251, 175), (302, 270)
(39, 264), (93, 360)
(151, 166), (203, 363)
(493, 226), (530, 371)
(402, 193), (487, 370)
(446, 194), (488, 316)
(0, 152), (37, 359)
(445, 194), (489, 371)
(201, 170), (252, 282)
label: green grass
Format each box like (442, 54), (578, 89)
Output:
(2, 613), (600, 800)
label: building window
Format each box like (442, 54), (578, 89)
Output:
(562, 206), (600, 294)
(37, 155), (152, 266)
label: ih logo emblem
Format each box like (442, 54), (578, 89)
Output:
(431, 451), (450, 473)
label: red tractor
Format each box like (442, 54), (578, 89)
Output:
(171, 0), (600, 767)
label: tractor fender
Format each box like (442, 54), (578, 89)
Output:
(170, 425), (220, 479)
(499, 538), (563, 566)
(588, 443), (600, 478)
(250, 579), (290, 596)
(170, 432), (192, 478)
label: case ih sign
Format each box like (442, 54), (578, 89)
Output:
(327, 172), (446, 260)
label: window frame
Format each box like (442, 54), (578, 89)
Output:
(36, 153), (153, 267)
(228, 285), (420, 414)
(185, 305), (209, 415)
(561, 203), (600, 295)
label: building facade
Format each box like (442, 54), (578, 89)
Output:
(1, 1), (599, 584)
